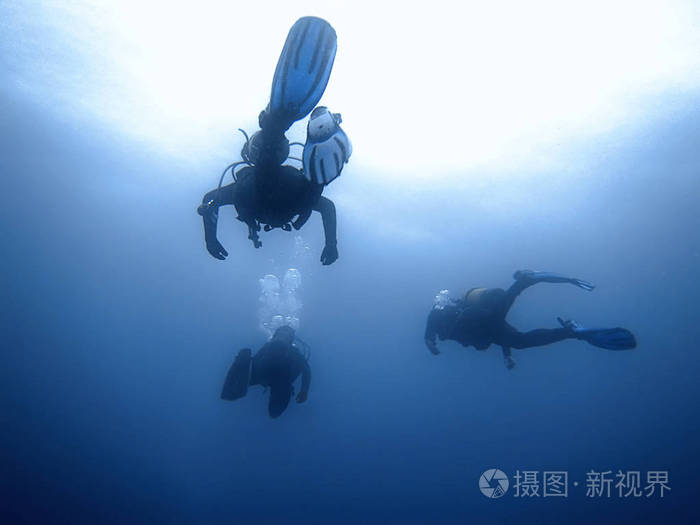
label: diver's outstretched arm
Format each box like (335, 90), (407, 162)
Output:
(296, 359), (311, 403)
(424, 310), (441, 355)
(313, 196), (338, 265)
(512, 270), (595, 291)
(197, 184), (238, 260)
(293, 184), (323, 230)
(501, 270), (594, 315)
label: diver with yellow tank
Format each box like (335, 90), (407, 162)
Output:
(424, 270), (637, 369)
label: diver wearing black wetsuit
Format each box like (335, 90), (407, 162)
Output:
(198, 127), (338, 265)
(424, 270), (636, 369)
(197, 17), (349, 266)
(221, 326), (311, 418)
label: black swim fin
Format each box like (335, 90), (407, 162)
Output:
(268, 382), (293, 419)
(558, 318), (637, 350)
(268, 17), (337, 130)
(221, 348), (253, 400)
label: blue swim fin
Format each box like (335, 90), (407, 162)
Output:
(268, 17), (337, 130)
(302, 106), (352, 185)
(558, 318), (637, 350)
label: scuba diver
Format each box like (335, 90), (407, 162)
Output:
(221, 326), (311, 418)
(424, 270), (637, 370)
(198, 17), (352, 266)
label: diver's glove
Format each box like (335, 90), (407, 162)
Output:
(296, 391), (308, 404)
(292, 209), (312, 230)
(425, 339), (440, 355)
(206, 238), (228, 260)
(570, 278), (595, 291)
(320, 242), (338, 265)
(504, 355), (516, 370)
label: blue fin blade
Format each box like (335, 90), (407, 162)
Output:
(269, 17), (337, 128)
(580, 328), (637, 350)
(558, 318), (637, 350)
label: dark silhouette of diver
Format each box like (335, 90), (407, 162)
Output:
(424, 270), (637, 369)
(197, 123), (338, 264)
(221, 326), (311, 418)
(197, 17), (349, 266)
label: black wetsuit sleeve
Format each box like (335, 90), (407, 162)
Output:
(198, 183), (238, 243)
(312, 196), (337, 246)
(299, 357), (311, 396)
(425, 310), (440, 343)
(293, 182), (322, 230)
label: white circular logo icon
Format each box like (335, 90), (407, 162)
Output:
(479, 469), (509, 498)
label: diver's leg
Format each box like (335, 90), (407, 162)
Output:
(557, 318), (637, 350)
(496, 323), (573, 350)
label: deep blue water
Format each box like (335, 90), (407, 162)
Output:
(2, 83), (700, 524)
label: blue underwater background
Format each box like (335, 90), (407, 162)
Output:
(2, 37), (700, 525)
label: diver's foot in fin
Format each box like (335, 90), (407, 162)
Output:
(268, 17), (338, 131)
(557, 317), (637, 350)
